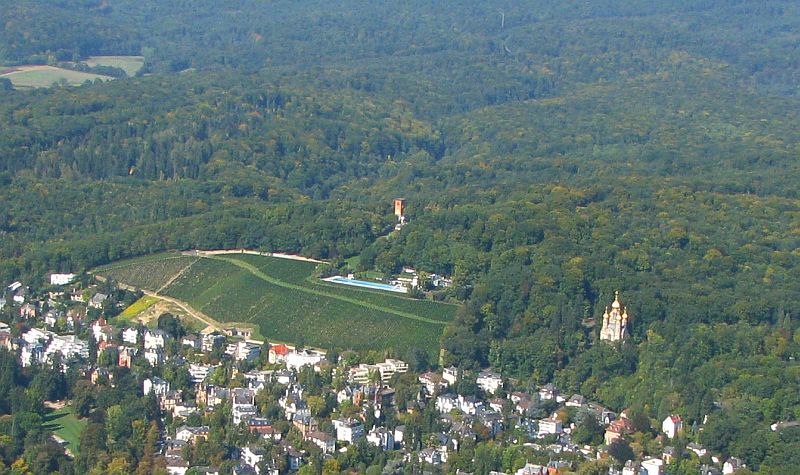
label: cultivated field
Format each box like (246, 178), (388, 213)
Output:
(95, 253), (198, 291)
(84, 55), (144, 76)
(0, 65), (113, 88)
(96, 252), (458, 355)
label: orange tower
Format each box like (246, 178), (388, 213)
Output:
(394, 198), (406, 217)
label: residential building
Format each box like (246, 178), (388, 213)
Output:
(241, 446), (266, 473)
(476, 370), (503, 394)
(49, 273), (76, 286)
(367, 426), (395, 451)
(285, 349), (325, 370)
(268, 344), (291, 363)
(306, 431), (336, 454)
(202, 333), (226, 352)
(226, 341), (261, 362)
(442, 366), (458, 386)
(333, 418), (364, 444)
(538, 416), (563, 436)
(662, 415), (683, 439)
(88, 292), (108, 309)
(641, 458), (664, 475)
(144, 329), (167, 350)
(175, 425), (210, 443)
(143, 377), (170, 396)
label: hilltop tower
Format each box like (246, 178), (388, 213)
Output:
(600, 291), (629, 342)
(394, 198), (406, 218)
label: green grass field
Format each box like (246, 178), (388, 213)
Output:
(0, 65), (113, 88)
(96, 252), (458, 355)
(84, 55), (144, 76)
(44, 406), (86, 455)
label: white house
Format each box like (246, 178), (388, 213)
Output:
(442, 366), (458, 386)
(144, 348), (164, 366)
(515, 464), (546, 475)
(333, 418), (364, 444)
(233, 403), (258, 425)
(144, 329), (167, 350)
(662, 415), (683, 439)
(419, 372), (447, 394)
(45, 334), (90, 364)
(285, 349), (325, 370)
(226, 341), (261, 362)
(723, 457), (745, 474)
(49, 273), (76, 286)
(122, 328), (138, 345)
(143, 377), (170, 396)
(476, 370), (503, 394)
(241, 446), (266, 473)
(165, 453), (189, 475)
(88, 292), (108, 309)
(537, 416), (563, 436)
(306, 431), (336, 454)
(367, 426), (395, 451)
(175, 425), (209, 443)
(641, 457), (664, 475)
(436, 393), (458, 413)
(189, 363), (219, 384)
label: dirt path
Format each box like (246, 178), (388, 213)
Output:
(142, 290), (224, 333)
(196, 248), (325, 263)
(94, 274), (227, 334)
(156, 257), (198, 293)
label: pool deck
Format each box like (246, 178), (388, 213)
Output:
(322, 276), (408, 293)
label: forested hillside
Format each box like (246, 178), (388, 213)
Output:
(2, 1), (800, 471)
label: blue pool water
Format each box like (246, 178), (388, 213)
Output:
(327, 276), (407, 293)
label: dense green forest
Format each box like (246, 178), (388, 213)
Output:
(2, 0), (800, 472)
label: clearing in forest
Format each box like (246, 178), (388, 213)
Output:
(0, 65), (113, 88)
(95, 252), (458, 356)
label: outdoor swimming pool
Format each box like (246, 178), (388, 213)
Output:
(323, 276), (408, 293)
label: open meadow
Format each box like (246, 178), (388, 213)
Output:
(0, 65), (113, 88)
(43, 406), (86, 455)
(84, 55), (145, 76)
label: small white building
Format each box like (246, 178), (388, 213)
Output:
(662, 415), (683, 439)
(241, 446), (266, 473)
(641, 457), (664, 475)
(144, 348), (164, 366)
(122, 328), (139, 345)
(188, 363), (218, 384)
(442, 366), (458, 386)
(225, 341), (261, 362)
(306, 431), (336, 454)
(144, 329), (167, 350)
(49, 273), (76, 286)
(723, 457), (745, 474)
(143, 377), (170, 396)
(476, 370), (503, 394)
(537, 416), (563, 436)
(333, 418), (364, 444)
(367, 427), (395, 451)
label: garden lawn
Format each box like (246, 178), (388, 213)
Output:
(44, 406), (86, 455)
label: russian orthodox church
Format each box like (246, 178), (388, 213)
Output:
(600, 291), (629, 342)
